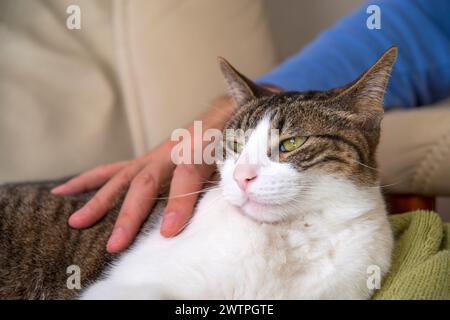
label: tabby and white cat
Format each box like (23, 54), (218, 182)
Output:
(0, 47), (397, 299)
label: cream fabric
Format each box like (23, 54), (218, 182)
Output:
(114, 0), (277, 154)
(1, 0), (449, 197)
(0, 0), (277, 182)
(0, 0), (132, 182)
(378, 101), (450, 196)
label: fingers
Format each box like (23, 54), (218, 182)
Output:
(51, 161), (128, 195)
(160, 163), (215, 237)
(107, 164), (167, 253)
(68, 162), (145, 229)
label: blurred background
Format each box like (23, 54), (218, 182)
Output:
(1, 0), (449, 220)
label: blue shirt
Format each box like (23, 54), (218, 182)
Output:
(257, 0), (450, 109)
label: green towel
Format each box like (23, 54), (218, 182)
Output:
(373, 210), (450, 300)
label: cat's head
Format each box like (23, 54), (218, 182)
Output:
(218, 47), (397, 223)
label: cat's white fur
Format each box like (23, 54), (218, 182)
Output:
(80, 118), (393, 300)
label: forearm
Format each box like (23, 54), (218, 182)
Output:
(192, 84), (282, 134)
(199, 95), (236, 132)
(165, 84), (283, 155)
(191, 84), (283, 134)
(257, 0), (450, 109)
(161, 95), (235, 160)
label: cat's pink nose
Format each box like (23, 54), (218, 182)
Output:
(233, 164), (258, 190)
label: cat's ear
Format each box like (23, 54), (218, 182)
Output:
(340, 47), (397, 129)
(218, 57), (272, 106)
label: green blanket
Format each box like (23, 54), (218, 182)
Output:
(374, 210), (450, 299)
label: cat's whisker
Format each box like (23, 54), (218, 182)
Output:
(152, 186), (221, 200)
(201, 179), (220, 184)
(168, 194), (221, 234)
(192, 194), (224, 215)
(349, 159), (380, 172)
(366, 181), (404, 189)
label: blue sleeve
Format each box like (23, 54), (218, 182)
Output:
(257, 0), (450, 109)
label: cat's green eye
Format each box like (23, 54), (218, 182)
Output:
(227, 140), (243, 153)
(279, 136), (307, 153)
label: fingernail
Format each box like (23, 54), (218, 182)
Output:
(51, 185), (70, 194)
(161, 211), (179, 236)
(68, 213), (80, 227)
(107, 227), (125, 251)
(68, 209), (85, 227)
(51, 185), (64, 194)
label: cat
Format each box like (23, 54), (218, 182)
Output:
(0, 47), (397, 299)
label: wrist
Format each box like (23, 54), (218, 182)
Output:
(159, 95), (235, 163)
(199, 94), (235, 131)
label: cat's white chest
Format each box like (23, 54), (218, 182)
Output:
(84, 190), (319, 299)
(81, 188), (388, 300)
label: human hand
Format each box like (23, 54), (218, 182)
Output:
(52, 96), (234, 253)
